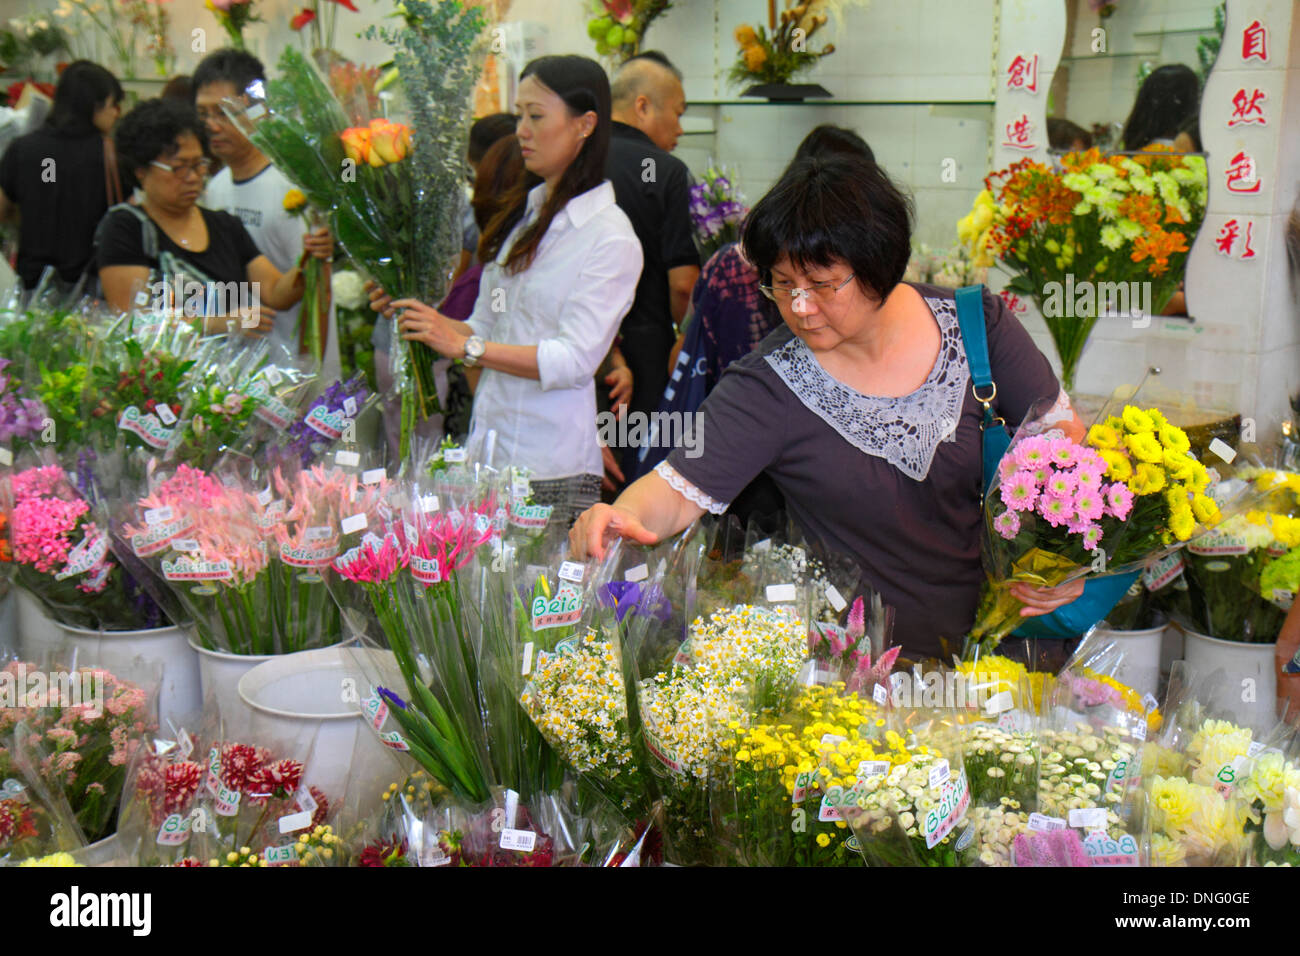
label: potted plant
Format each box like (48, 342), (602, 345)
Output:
(729, 1), (862, 100)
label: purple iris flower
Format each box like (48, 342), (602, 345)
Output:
(599, 581), (671, 623)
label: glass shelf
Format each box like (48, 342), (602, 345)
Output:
(1132, 26), (1217, 37)
(686, 99), (995, 107)
(1059, 52), (1160, 62)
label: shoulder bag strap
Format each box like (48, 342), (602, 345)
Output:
(953, 284), (1010, 497)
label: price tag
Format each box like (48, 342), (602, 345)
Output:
(0, 447), (11, 467)
(265, 366), (283, 386)
(144, 506), (174, 526)
(1141, 693), (1159, 712)
(511, 478), (530, 500)
(521, 642), (534, 677)
(362, 468), (386, 485)
(295, 786), (317, 816)
(872, 684), (888, 705)
(824, 585), (847, 613)
(215, 785), (241, 816)
(177, 728), (193, 759)
(341, 513), (367, 535)
(418, 494), (440, 513)
(304, 526), (333, 542)
(1208, 438), (1237, 464)
(420, 843), (451, 867)
(156, 813), (191, 846)
(343, 396), (358, 417)
(857, 760), (890, 779)
(1069, 807), (1108, 830)
(246, 103), (265, 120)
(766, 583), (797, 603)
(335, 450), (361, 468)
(625, 563), (649, 583)
(820, 733), (847, 749)
(443, 448), (467, 463)
(928, 759), (950, 788)
(1248, 741), (1264, 758)
(264, 843), (299, 865)
(558, 561), (584, 583)
(257, 486), (273, 507)
(172, 539), (200, 553)
(984, 690), (1014, 714)
(499, 828), (537, 853)
(752, 538), (771, 552)
(156, 404), (177, 426)
(1028, 813), (1066, 832)
(278, 810), (313, 834)
(1131, 720), (1147, 742)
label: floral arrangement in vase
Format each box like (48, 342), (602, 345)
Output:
(729, 1), (866, 92)
(584, 0), (672, 63)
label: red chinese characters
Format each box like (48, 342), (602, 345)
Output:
(1006, 53), (1038, 93)
(1241, 19), (1267, 62)
(1227, 88), (1266, 127)
(1001, 114), (1036, 151)
(998, 291), (1028, 315)
(1215, 219), (1257, 261)
(1224, 151), (1261, 194)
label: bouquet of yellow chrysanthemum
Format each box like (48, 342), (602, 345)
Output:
(966, 403), (1229, 657)
(959, 149), (1207, 392)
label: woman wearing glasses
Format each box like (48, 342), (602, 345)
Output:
(96, 98), (325, 332)
(572, 154), (1086, 661)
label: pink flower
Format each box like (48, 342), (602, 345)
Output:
(1000, 470), (1040, 512)
(247, 759), (304, 805)
(1075, 449), (1107, 476)
(1043, 469), (1078, 499)
(1048, 438), (1082, 468)
(1081, 524), (1104, 550)
(1013, 436), (1052, 470)
(994, 509), (1021, 540)
(1074, 468), (1102, 493)
(1104, 482), (1134, 520)
(1072, 490), (1104, 522)
(1038, 494), (1075, 527)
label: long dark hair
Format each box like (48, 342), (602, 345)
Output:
(502, 55), (611, 275)
(476, 135), (542, 264)
(46, 60), (123, 135)
(1121, 65), (1199, 151)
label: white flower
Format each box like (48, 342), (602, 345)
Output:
(331, 270), (366, 311)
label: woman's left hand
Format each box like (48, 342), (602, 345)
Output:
(1011, 578), (1086, 617)
(394, 298), (467, 357)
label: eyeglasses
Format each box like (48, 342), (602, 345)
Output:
(758, 272), (856, 305)
(150, 158), (212, 180)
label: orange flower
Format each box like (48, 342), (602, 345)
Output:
(743, 44), (768, 72)
(1118, 194), (1160, 229)
(340, 126), (371, 165)
(1060, 147), (1103, 173)
(367, 118), (412, 165)
(1130, 228), (1188, 276)
(1164, 202), (1185, 226)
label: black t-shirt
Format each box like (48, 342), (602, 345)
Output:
(0, 125), (118, 289)
(95, 204), (263, 287)
(605, 122), (700, 418)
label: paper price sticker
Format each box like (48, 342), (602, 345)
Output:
(295, 786), (318, 816)
(156, 813), (192, 846)
(304, 526), (333, 542)
(172, 539), (200, 553)
(984, 690), (1014, 714)
(752, 538), (771, 552)
(1248, 741), (1265, 758)
(278, 810), (313, 834)
(929, 759), (950, 788)
(378, 731), (410, 752)
(257, 487), (273, 507)
(1027, 813), (1066, 832)
(857, 760), (890, 779)
(0, 447), (11, 467)
(265, 366), (283, 386)
(442, 448), (467, 463)
(625, 563), (649, 583)
(145, 506), (174, 526)
(558, 560), (585, 583)
(872, 684), (888, 705)
(1068, 807), (1108, 830)
(246, 103), (265, 119)
(418, 494), (440, 513)
(177, 728), (193, 759)
(820, 733), (847, 749)
(1141, 693), (1159, 712)
(500, 828), (537, 853)
(343, 396), (358, 417)
(156, 403), (177, 426)
(341, 513), (367, 535)
(521, 642), (534, 677)
(824, 585), (847, 613)
(511, 479), (530, 500)
(335, 450), (361, 468)
(1208, 438), (1237, 464)
(1131, 720), (1147, 742)
(790, 770), (816, 804)
(264, 844), (299, 866)
(362, 468), (386, 485)
(420, 844), (451, 867)
(766, 583), (797, 603)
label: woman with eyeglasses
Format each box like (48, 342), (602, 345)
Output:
(370, 55), (642, 526)
(572, 154), (1089, 662)
(96, 98), (325, 333)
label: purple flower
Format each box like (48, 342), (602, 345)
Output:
(599, 580), (671, 623)
(285, 373), (370, 465)
(377, 686), (407, 711)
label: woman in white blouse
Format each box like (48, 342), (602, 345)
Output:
(375, 55), (643, 524)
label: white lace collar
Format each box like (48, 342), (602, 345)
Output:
(763, 295), (969, 481)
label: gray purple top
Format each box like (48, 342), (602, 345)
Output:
(662, 283), (1060, 659)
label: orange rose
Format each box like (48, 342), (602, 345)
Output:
(340, 126), (371, 165)
(368, 118), (411, 165)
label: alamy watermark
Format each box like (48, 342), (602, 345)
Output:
(597, 410), (704, 459)
(0, 664), (105, 713)
(1041, 275), (1153, 329)
(147, 274), (261, 327)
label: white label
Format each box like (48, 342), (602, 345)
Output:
(177, 729), (193, 759)
(2, 778), (27, 802)
(442, 448), (467, 463)
(872, 684), (888, 705)
(145, 506), (174, 526)
(857, 760), (890, 778)
(820, 733), (847, 749)
(278, 810), (313, 834)
(824, 585), (847, 613)
(1131, 720), (1147, 742)
(257, 487), (273, 507)
(156, 404), (177, 425)
(335, 450), (361, 467)
(419, 494), (440, 513)
(500, 828), (536, 853)
(521, 641), (534, 677)
(985, 690), (1014, 714)
(512, 478), (530, 500)
(156, 813), (191, 846)
(929, 759), (950, 788)
(766, 583), (797, 603)
(295, 786), (317, 815)
(1069, 807), (1108, 829)
(362, 468), (386, 485)
(1141, 693), (1159, 712)
(215, 785), (241, 816)
(341, 513), (367, 535)
(1208, 438), (1236, 464)
(265, 366), (283, 386)
(558, 561), (584, 583)
(0, 447), (11, 466)
(304, 526), (332, 542)
(625, 563), (649, 583)
(172, 538), (200, 553)
(1028, 812), (1066, 832)
(753, 538), (771, 552)
(343, 396), (358, 417)
(420, 844), (450, 867)
(1248, 741), (1265, 757)
(263, 843), (298, 865)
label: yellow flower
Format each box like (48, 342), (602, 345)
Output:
(1169, 503), (1196, 541)
(1150, 775), (1196, 829)
(1271, 515), (1300, 548)
(1126, 431), (1164, 463)
(19, 852), (81, 867)
(1158, 423), (1190, 454)
(1147, 407), (1168, 429)
(816, 833), (831, 848)
(1087, 423), (1120, 450)
(1191, 493), (1220, 526)
(1122, 405), (1156, 433)
(282, 188), (307, 212)
(743, 44), (768, 72)
(1163, 449), (1196, 481)
(1100, 449), (1133, 482)
(1129, 462), (1167, 496)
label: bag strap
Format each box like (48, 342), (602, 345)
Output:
(102, 136), (123, 207)
(954, 284), (1004, 430)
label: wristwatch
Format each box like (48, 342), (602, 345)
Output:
(462, 335), (486, 367)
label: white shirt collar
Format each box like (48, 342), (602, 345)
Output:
(525, 180), (617, 230)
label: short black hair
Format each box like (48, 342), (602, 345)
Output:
(467, 112), (516, 165)
(624, 50), (682, 80)
(192, 48), (266, 101)
(742, 154), (914, 304)
(114, 98), (209, 185)
(793, 124), (874, 165)
(46, 60), (123, 135)
(1047, 117), (1092, 150)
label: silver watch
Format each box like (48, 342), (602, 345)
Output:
(462, 335), (486, 367)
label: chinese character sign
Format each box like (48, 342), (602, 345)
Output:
(1006, 53), (1039, 93)
(1215, 219), (1257, 261)
(1224, 151), (1261, 194)
(1001, 114), (1036, 151)
(1241, 19), (1268, 62)
(1227, 88), (1266, 127)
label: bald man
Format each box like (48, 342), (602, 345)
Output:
(604, 51), (701, 476)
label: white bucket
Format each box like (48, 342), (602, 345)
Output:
(1181, 629), (1278, 732)
(55, 623), (200, 729)
(1092, 624), (1164, 699)
(16, 589), (64, 658)
(1160, 624), (1184, 678)
(237, 646), (403, 821)
(190, 639), (275, 732)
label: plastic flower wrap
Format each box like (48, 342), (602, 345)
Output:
(1180, 511), (1290, 641)
(117, 724), (209, 866)
(967, 403), (1234, 656)
(0, 295), (98, 451)
(0, 657), (157, 844)
(689, 163), (747, 261)
(280, 372), (372, 467)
